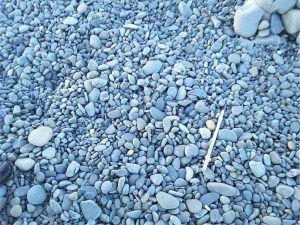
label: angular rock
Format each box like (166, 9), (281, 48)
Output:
(233, 3), (264, 37)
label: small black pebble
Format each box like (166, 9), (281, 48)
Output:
(0, 161), (13, 185)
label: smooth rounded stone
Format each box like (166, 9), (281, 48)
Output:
(63, 17), (78, 25)
(156, 191), (179, 210)
(274, 0), (297, 14)
(170, 215), (181, 225)
(14, 186), (30, 197)
(27, 185), (47, 205)
(142, 60), (162, 75)
(42, 147), (56, 159)
(85, 102), (95, 117)
(223, 210), (235, 224)
(87, 59), (98, 71)
(89, 35), (101, 49)
(211, 42), (222, 52)
(0, 197), (6, 211)
(267, 175), (280, 188)
(14, 158), (35, 171)
(287, 141), (296, 150)
(270, 14), (284, 34)
(218, 129), (238, 142)
(66, 161), (80, 177)
(176, 86), (186, 101)
(101, 181), (113, 194)
(150, 174), (163, 185)
(127, 210), (142, 219)
(290, 121), (300, 133)
(258, 20), (269, 30)
(195, 101), (209, 113)
(126, 163), (141, 173)
(80, 200), (101, 220)
(178, 1), (192, 18)
(10, 205), (22, 217)
(200, 192), (220, 205)
(276, 184), (294, 198)
(282, 9), (300, 34)
(77, 2), (87, 13)
(206, 120), (216, 131)
(185, 167), (194, 181)
(150, 107), (165, 120)
(49, 199), (62, 214)
(186, 199), (202, 214)
(162, 117), (171, 133)
(249, 161), (266, 178)
(233, 3), (264, 37)
(184, 144), (199, 157)
(0, 161), (13, 184)
(199, 128), (211, 139)
(28, 126), (53, 147)
(167, 87), (177, 99)
(136, 118), (146, 130)
(107, 110), (122, 119)
(19, 25), (30, 33)
(228, 54), (241, 64)
(263, 216), (282, 225)
(207, 182), (236, 196)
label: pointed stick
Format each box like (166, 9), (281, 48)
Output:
(202, 109), (225, 170)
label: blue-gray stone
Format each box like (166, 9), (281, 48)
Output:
(142, 60), (162, 75)
(184, 144), (199, 157)
(207, 182), (236, 196)
(150, 107), (165, 120)
(80, 200), (101, 220)
(178, 1), (192, 18)
(85, 102), (95, 117)
(218, 129), (238, 142)
(127, 210), (142, 219)
(89, 88), (100, 102)
(27, 185), (47, 205)
(200, 192), (220, 205)
(270, 14), (284, 34)
(101, 181), (113, 194)
(249, 161), (266, 178)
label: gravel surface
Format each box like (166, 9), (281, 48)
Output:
(0, 0), (299, 224)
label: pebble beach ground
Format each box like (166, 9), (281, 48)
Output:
(0, 0), (299, 224)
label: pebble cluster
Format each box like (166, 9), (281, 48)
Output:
(234, 0), (300, 44)
(0, 0), (299, 224)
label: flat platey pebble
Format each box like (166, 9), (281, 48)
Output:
(207, 182), (236, 196)
(263, 216), (281, 225)
(156, 191), (179, 210)
(63, 17), (78, 25)
(28, 126), (53, 147)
